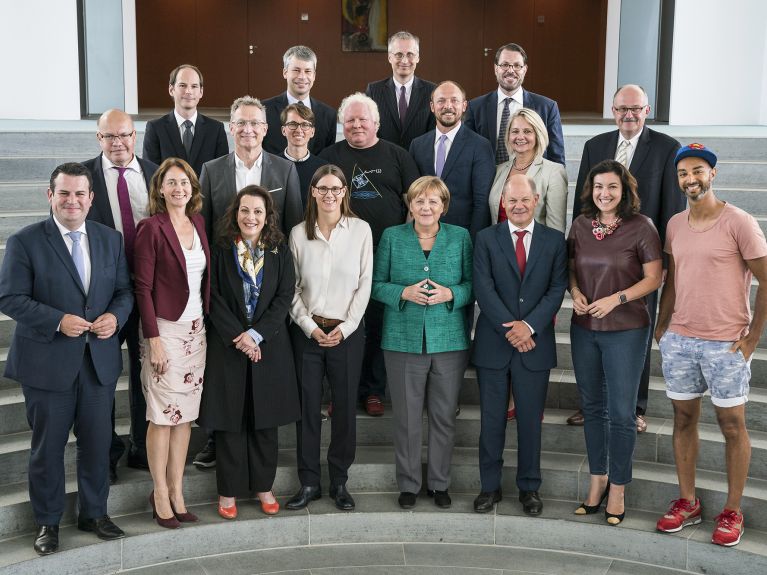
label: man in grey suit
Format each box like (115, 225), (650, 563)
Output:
(0, 163), (133, 555)
(201, 95), (303, 240)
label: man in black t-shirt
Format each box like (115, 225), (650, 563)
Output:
(320, 92), (419, 415)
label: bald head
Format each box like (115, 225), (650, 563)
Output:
(97, 109), (136, 167)
(503, 174), (538, 228)
(612, 84), (650, 140)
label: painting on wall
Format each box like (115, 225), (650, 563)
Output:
(342, 0), (388, 52)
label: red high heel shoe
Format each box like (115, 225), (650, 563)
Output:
(150, 491), (181, 529)
(218, 497), (238, 520)
(257, 491), (280, 515)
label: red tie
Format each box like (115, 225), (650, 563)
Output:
(514, 230), (527, 277)
(114, 166), (137, 270)
(498, 196), (508, 223)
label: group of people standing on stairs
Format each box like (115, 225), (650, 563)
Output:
(2, 30), (765, 559)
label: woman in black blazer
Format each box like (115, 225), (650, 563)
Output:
(198, 185), (300, 519)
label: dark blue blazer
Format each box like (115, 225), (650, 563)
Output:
(82, 153), (158, 230)
(464, 89), (566, 166)
(142, 111), (229, 176)
(262, 92), (337, 156)
(0, 217), (134, 390)
(471, 221), (567, 371)
(409, 124), (495, 239)
(366, 76), (437, 150)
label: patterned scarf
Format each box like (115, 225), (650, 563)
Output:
(233, 236), (264, 321)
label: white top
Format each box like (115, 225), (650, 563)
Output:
(53, 216), (91, 293)
(174, 110), (198, 139)
(100, 154), (150, 235)
(235, 151), (263, 191)
(393, 76), (415, 106)
(507, 218), (535, 258)
(287, 93), (312, 109)
(289, 216), (373, 339)
(617, 129), (642, 168)
(496, 87), (524, 141)
(433, 122), (461, 171)
(178, 228), (206, 321)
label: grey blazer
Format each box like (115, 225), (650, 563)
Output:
(200, 151), (303, 239)
(488, 155), (568, 232)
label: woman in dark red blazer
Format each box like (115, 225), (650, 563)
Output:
(134, 158), (210, 529)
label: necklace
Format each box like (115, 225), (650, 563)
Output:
(511, 157), (534, 171)
(416, 232), (438, 239)
(591, 216), (622, 240)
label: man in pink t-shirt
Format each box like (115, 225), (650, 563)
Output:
(654, 144), (767, 547)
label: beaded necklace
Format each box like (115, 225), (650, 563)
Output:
(591, 216), (622, 240)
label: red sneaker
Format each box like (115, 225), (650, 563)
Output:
(656, 498), (702, 533)
(711, 509), (744, 547)
(365, 395), (384, 416)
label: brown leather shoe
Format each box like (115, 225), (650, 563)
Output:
(566, 409), (584, 426)
(365, 395), (384, 416)
(636, 414), (648, 433)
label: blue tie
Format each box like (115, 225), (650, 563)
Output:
(435, 134), (447, 177)
(68, 231), (86, 287)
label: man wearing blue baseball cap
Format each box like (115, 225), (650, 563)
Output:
(654, 144), (767, 547)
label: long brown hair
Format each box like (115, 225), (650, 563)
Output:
(580, 159), (640, 220)
(215, 186), (284, 249)
(148, 157), (202, 216)
(303, 164), (357, 240)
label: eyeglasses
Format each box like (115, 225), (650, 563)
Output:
(390, 51), (418, 61)
(613, 106), (646, 115)
(496, 62), (525, 72)
(232, 120), (267, 129)
(314, 186), (344, 196)
(284, 121), (314, 131)
(98, 131), (134, 143)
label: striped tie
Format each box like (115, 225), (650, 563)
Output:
(615, 140), (630, 167)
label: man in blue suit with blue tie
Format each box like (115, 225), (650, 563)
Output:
(409, 81), (495, 240)
(0, 163), (133, 555)
(464, 43), (565, 166)
(472, 174), (567, 515)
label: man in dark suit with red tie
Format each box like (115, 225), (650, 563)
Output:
(366, 31), (436, 150)
(83, 109), (158, 482)
(472, 174), (567, 516)
(142, 64), (229, 177)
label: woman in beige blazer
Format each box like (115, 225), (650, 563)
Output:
(488, 108), (568, 232)
(487, 108), (568, 419)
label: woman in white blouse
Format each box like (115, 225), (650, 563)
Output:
(286, 164), (373, 512)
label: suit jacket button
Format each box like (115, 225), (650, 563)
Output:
(519, 298), (524, 302)
(84, 306), (90, 311)
(424, 265), (429, 272)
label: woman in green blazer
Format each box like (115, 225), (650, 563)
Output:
(372, 176), (473, 510)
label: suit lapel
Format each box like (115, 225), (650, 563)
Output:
(45, 218), (87, 294)
(188, 114), (206, 165)
(486, 92), (499, 150)
(440, 125), (466, 179)
(402, 77), (425, 133)
(523, 224), (545, 280)
(496, 222), (521, 279)
(163, 112), (187, 160)
(252, 248), (278, 321)
(224, 245), (249, 320)
(526, 156), (543, 180)
(384, 78), (402, 131)
(91, 155), (116, 229)
(84, 221), (104, 299)
(259, 152), (279, 191)
(629, 127), (651, 173)
(158, 213), (187, 275)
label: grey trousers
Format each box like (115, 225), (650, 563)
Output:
(384, 349), (469, 493)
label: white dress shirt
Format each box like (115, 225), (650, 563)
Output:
(287, 93), (312, 110)
(393, 76), (415, 106)
(53, 216), (91, 294)
(433, 122), (462, 172)
(289, 216), (373, 339)
(616, 129), (642, 168)
(507, 218), (535, 334)
(100, 154), (150, 235)
(235, 151), (264, 191)
(496, 87), (524, 141)
(174, 110), (198, 140)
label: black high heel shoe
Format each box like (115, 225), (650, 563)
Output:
(605, 508), (625, 525)
(574, 483), (610, 515)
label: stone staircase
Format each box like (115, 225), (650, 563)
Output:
(0, 125), (766, 574)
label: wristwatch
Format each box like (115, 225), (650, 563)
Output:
(619, 293), (628, 305)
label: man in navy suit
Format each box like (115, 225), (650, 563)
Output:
(142, 64), (229, 176)
(409, 80), (495, 240)
(569, 84), (685, 431)
(366, 31), (436, 150)
(83, 109), (158, 481)
(0, 163), (133, 555)
(262, 46), (337, 156)
(464, 43), (565, 166)
(472, 174), (567, 515)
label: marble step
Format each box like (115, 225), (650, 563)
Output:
(1, 500), (766, 575)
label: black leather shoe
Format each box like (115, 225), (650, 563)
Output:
(109, 462), (118, 485)
(330, 484), (355, 511)
(519, 491), (543, 516)
(77, 515), (125, 540)
(428, 489), (452, 509)
(193, 443), (216, 468)
(33, 525), (59, 555)
(473, 490), (502, 513)
(126, 447), (149, 470)
(285, 485), (322, 510)
(398, 491), (417, 509)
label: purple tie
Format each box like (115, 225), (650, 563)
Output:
(435, 134), (447, 177)
(114, 166), (137, 269)
(398, 85), (408, 124)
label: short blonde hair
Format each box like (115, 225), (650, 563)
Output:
(338, 92), (380, 125)
(405, 176), (451, 215)
(506, 108), (548, 159)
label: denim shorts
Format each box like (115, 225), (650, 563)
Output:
(659, 331), (750, 407)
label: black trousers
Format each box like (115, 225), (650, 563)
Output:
(291, 324), (364, 487)
(215, 374), (279, 497)
(358, 299), (386, 399)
